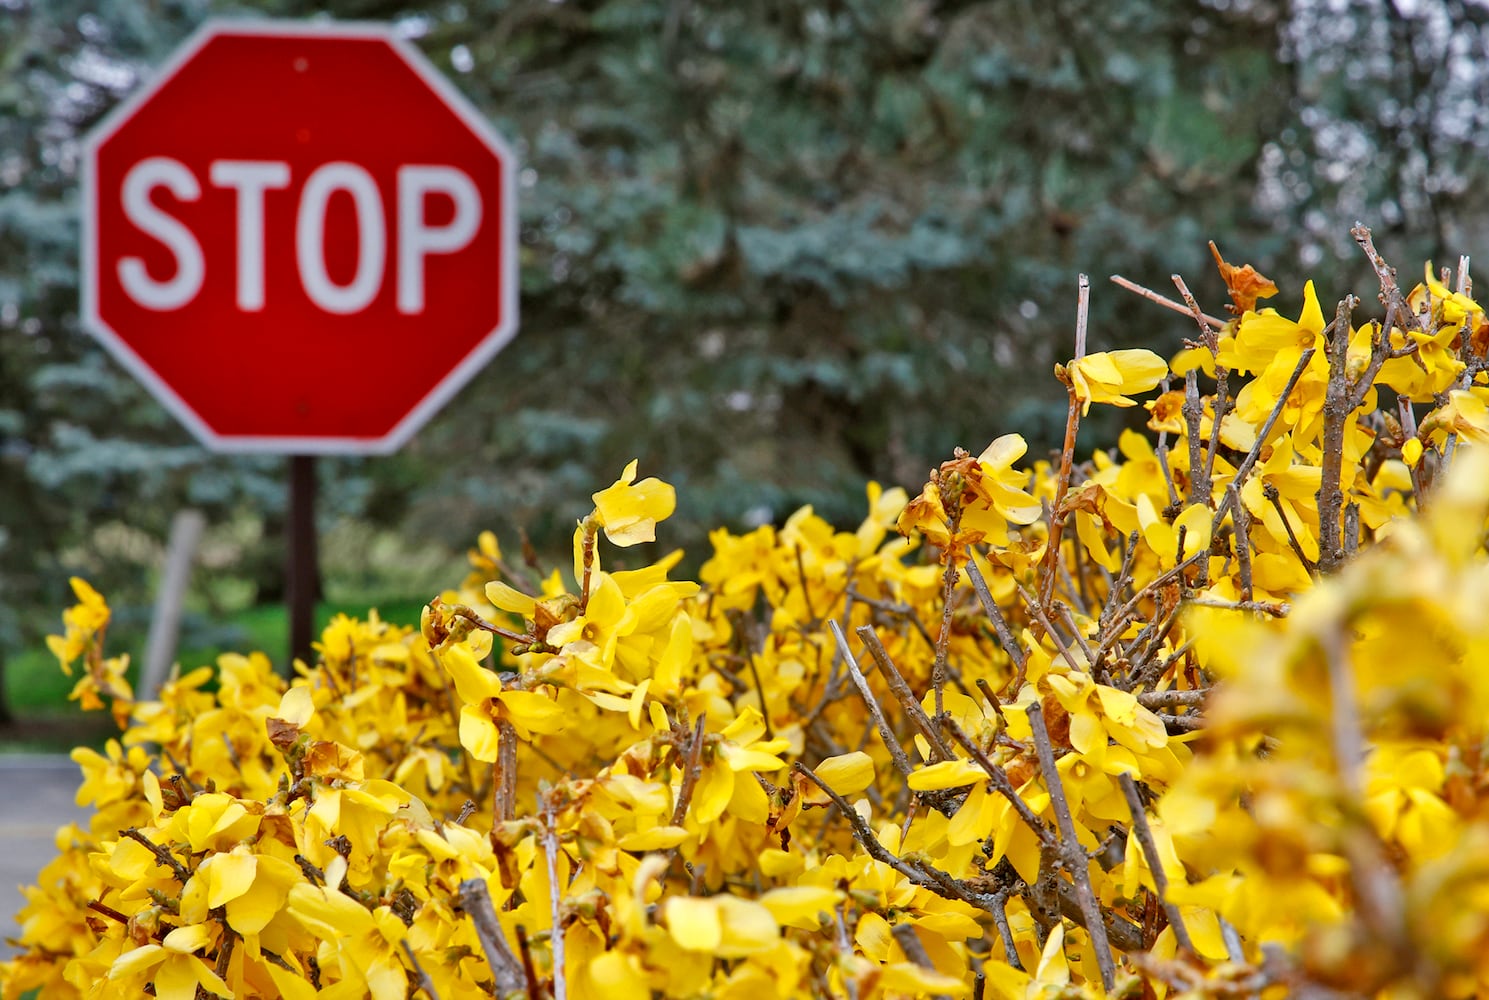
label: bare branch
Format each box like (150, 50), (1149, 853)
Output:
(458, 878), (528, 996)
(1040, 276), (1092, 609)
(1317, 295), (1361, 574)
(121, 828), (190, 883)
(1229, 482), (1255, 603)
(1074, 272), (1091, 359)
(1111, 274), (1225, 328)
(829, 621), (915, 777)
(401, 940), (444, 1000)
(1135, 689), (1208, 709)
(891, 924), (949, 1000)
(1118, 772), (1195, 954)
(942, 716), (1051, 842)
(964, 558), (1028, 686)
(1183, 370), (1208, 508)
(494, 719), (518, 824)
(1263, 483), (1318, 577)
(445, 603), (541, 647)
(1026, 702), (1116, 989)
(671, 713), (708, 825)
(541, 797), (568, 1000)
(854, 625), (954, 762)
(1013, 581), (1086, 676)
(1211, 347), (1317, 532)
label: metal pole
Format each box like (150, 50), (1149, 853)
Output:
(287, 455), (318, 671)
(142, 509), (206, 695)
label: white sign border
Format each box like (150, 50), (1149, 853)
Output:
(80, 17), (521, 456)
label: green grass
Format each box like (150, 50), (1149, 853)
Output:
(2, 597), (429, 739)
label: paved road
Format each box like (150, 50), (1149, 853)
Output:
(0, 755), (88, 961)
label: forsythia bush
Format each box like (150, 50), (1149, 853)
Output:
(9, 227), (1489, 1000)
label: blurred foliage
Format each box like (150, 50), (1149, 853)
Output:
(3, 0), (1487, 710)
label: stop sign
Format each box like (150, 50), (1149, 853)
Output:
(82, 21), (518, 454)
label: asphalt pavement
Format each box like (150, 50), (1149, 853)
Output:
(0, 755), (88, 961)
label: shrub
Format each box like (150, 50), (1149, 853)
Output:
(7, 228), (1489, 999)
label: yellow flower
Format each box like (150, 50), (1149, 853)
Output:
(70, 739), (148, 809)
(1223, 279), (1326, 376)
(907, 759), (984, 791)
(592, 459), (677, 546)
(1137, 497), (1213, 566)
(108, 924), (232, 1000)
(799, 751), (876, 806)
(1421, 389), (1489, 448)
(45, 576), (110, 674)
(692, 707), (790, 824)
(287, 883), (408, 1000)
(183, 844), (302, 935)
(662, 894), (780, 957)
(1067, 349), (1169, 414)
(439, 643), (566, 756)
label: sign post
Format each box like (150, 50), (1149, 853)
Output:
(81, 21), (519, 666)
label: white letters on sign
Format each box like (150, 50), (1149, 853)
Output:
(115, 158), (483, 315)
(397, 165), (482, 314)
(208, 160), (290, 311)
(296, 162), (386, 315)
(119, 157), (205, 310)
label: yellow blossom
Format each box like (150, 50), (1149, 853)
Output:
(592, 459), (677, 546)
(1067, 349), (1169, 414)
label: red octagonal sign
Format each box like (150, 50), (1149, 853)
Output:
(83, 21), (518, 454)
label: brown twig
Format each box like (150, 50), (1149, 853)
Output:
(1013, 582), (1085, 676)
(891, 924), (948, 1000)
(987, 890), (1024, 970)
(1185, 596), (1290, 617)
(794, 763), (957, 892)
(541, 796), (568, 1000)
(1118, 772), (1194, 954)
(214, 924), (239, 981)
(1095, 549), (1206, 665)
(458, 878), (528, 996)
(515, 925), (542, 1000)
(854, 625), (953, 762)
(964, 559), (1028, 689)
(1110, 274), (1225, 328)
(577, 522), (597, 615)
(1135, 689), (1208, 709)
(1317, 295), (1360, 574)
(446, 604), (537, 646)
(933, 545), (959, 721)
(1182, 370), (1208, 508)
(671, 713), (709, 825)
(494, 719), (518, 824)
(1173, 273), (1230, 512)
(87, 899), (131, 924)
(942, 717), (1051, 841)
(1097, 531), (1142, 636)
(1229, 483), (1255, 603)
(1352, 225), (1424, 333)
(1040, 276), (1091, 610)
(1211, 347), (1317, 533)
(1263, 483), (1318, 576)
(401, 940), (443, 1000)
(829, 621), (915, 777)
(121, 828), (190, 883)
(1025, 702), (1117, 989)
(1054, 603), (1101, 681)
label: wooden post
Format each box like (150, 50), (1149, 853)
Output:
(141, 509), (206, 696)
(287, 455), (318, 671)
